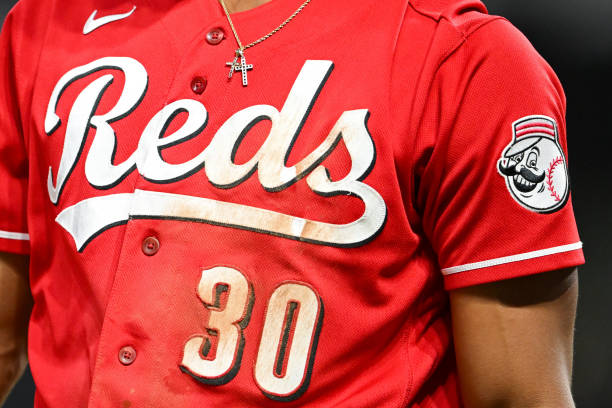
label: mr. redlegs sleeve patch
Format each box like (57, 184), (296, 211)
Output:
(497, 115), (569, 213)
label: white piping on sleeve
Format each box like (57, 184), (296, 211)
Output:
(442, 242), (583, 275)
(0, 230), (30, 241)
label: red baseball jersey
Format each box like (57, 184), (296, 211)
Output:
(0, 0), (584, 406)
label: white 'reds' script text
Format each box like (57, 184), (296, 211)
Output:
(45, 58), (387, 251)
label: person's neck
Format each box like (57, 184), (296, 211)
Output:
(222, 0), (274, 14)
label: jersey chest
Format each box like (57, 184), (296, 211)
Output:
(28, 2), (425, 256)
(22, 2), (437, 405)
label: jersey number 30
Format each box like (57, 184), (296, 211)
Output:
(180, 266), (324, 401)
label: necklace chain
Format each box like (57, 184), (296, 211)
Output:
(218, 0), (313, 86)
(218, 0), (312, 51)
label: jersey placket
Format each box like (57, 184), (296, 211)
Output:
(84, 12), (239, 406)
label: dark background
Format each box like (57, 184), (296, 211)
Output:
(1, 0), (610, 406)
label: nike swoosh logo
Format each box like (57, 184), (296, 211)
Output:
(83, 5), (136, 35)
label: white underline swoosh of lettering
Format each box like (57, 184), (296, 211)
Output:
(56, 189), (387, 251)
(83, 6), (136, 35)
(56, 193), (133, 250)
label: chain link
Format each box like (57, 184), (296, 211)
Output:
(218, 0), (312, 51)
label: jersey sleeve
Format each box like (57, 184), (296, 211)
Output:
(0, 6), (31, 254)
(417, 18), (584, 290)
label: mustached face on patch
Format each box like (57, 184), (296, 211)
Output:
(499, 148), (546, 193)
(497, 116), (569, 214)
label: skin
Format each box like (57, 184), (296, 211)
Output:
(221, 0), (273, 14)
(451, 268), (578, 407)
(0, 252), (31, 406)
(0, 2), (579, 406)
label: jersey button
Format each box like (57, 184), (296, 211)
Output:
(206, 28), (225, 45)
(191, 76), (208, 95)
(142, 236), (160, 256)
(118, 346), (137, 365)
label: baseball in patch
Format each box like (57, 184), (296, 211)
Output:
(497, 115), (569, 213)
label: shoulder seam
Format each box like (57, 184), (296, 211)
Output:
(408, 1), (443, 22)
(434, 16), (507, 75)
(461, 15), (508, 39)
(16, 0), (56, 150)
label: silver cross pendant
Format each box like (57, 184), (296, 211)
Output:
(226, 49), (253, 86)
